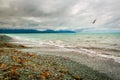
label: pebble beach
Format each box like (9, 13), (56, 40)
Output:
(0, 35), (115, 80)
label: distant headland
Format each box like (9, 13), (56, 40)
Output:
(0, 29), (76, 33)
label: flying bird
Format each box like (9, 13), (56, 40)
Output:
(92, 19), (96, 24)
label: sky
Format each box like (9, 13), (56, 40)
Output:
(0, 0), (120, 31)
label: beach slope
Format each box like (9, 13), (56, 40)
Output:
(0, 35), (112, 80)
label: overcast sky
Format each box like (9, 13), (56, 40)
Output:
(0, 0), (120, 31)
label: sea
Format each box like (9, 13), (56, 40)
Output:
(6, 33), (120, 63)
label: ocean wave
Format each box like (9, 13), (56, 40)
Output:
(7, 34), (120, 63)
(81, 46), (120, 52)
(76, 48), (120, 63)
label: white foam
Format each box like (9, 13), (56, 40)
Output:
(39, 41), (120, 64)
(8, 35), (120, 63)
(76, 48), (120, 63)
(42, 40), (66, 48)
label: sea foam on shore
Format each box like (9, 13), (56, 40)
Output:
(0, 34), (114, 80)
(6, 33), (120, 64)
(2, 33), (120, 79)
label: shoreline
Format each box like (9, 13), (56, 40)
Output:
(15, 42), (120, 80)
(0, 48), (112, 80)
(19, 47), (120, 80)
(0, 34), (112, 80)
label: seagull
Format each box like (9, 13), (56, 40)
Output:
(92, 19), (96, 24)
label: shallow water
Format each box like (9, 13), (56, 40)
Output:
(6, 33), (120, 63)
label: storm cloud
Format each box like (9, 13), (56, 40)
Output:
(0, 0), (120, 30)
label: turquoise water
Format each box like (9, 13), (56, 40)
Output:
(6, 33), (120, 41)
(6, 33), (120, 44)
(5, 33), (120, 63)
(7, 33), (120, 45)
(6, 33), (120, 50)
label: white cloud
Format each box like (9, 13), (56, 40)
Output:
(22, 17), (42, 23)
(0, 0), (120, 31)
(70, 1), (89, 15)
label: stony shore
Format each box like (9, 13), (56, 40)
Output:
(0, 35), (113, 80)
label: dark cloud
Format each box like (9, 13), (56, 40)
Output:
(0, 0), (120, 30)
